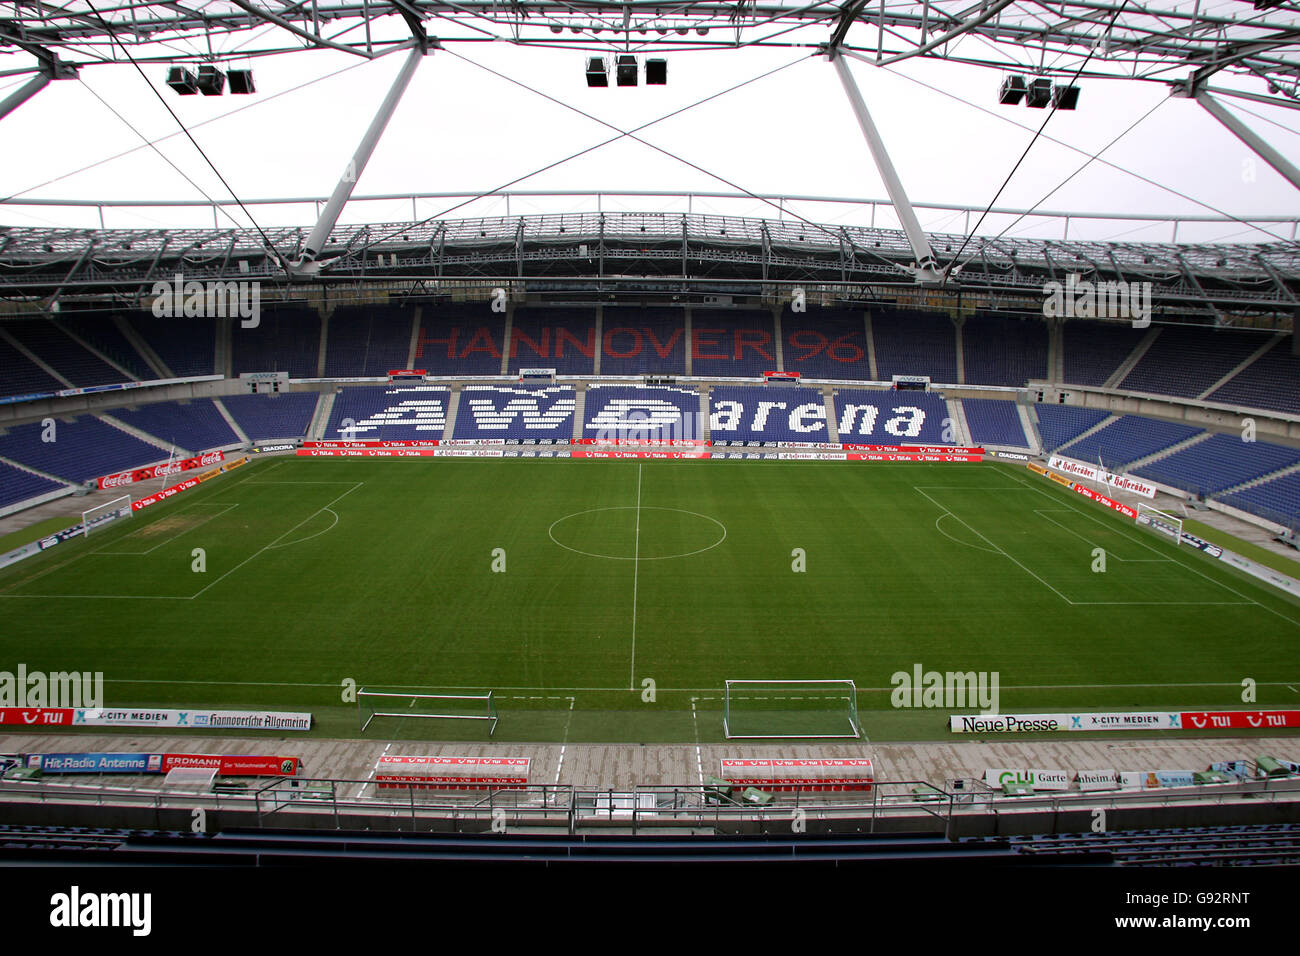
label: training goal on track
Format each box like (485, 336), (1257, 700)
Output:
(358, 688), (499, 736)
(722, 679), (862, 739)
(82, 495), (133, 536)
(1135, 503), (1183, 544)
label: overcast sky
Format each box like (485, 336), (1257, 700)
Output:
(1, 18), (1297, 247)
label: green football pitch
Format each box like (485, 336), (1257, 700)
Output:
(1, 455), (1297, 743)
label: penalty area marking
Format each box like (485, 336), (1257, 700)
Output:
(267, 508), (339, 550)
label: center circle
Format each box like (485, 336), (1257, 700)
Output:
(548, 506), (727, 561)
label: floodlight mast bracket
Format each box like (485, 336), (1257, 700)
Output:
(826, 46), (942, 286)
(1173, 80), (1300, 194)
(0, 39), (78, 122)
(289, 37), (433, 276)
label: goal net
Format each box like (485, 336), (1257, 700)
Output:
(358, 688), (499, 736)
(1135, 504), (1183, 544)
(82, 495), (133, 536)
(722, 680), (862, 739)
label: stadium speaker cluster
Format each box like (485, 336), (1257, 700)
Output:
(998, 74), (1078, 110)
(586, 55), (667, 87)
(167, 65), (255, 96)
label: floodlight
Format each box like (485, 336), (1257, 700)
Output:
(166, 67), (198, 95)
(998, 74), (1026, 105)
(227, 69), (255, 94)
(1025, 77), (1052, 108)
(586, 56), (609, 87)
(616, 54), (638, 86)
(1052, 84), (1080, 109)
(196, 64), (225, 95)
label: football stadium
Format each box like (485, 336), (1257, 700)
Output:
(0, 0), (1299, 907)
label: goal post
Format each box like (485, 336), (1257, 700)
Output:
(1135, 504), (1183, 544)
(82, 495), (133, 536)
(722, 680), (862, 739)
(358, 688), (499, 736)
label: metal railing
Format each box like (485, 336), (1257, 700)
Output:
(2, 772), (1297, 837)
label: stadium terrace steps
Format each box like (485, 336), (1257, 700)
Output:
(1061, 320), (1148, 387)
(0, 416), (170, 484)
(1122, 431), (1212, 475)
(1120, 326), (1274, 399)
(308, 391), (335, 441)
(212, 399), (250, 445)
(871, 309), (958, 383)
(1197, 333), (1286, 400)
(1213, 458), (1300, 497)
(954, 318), (965, 385)
(1208, 336), (1300, 414)
(0, 334), (65, 398)
(127, 313), (216, 378)
(108, 400), (241, 456)
(51, 319), (144, 383)
(0, 325), (74, 389)
(113, 314), (172, 380)
(1133, 433), (1300, 498)
(441, 389), (461, 441)
(6, 319), (128, 388)
(1057, 415), (1205, 470)
(961, 398), (1028, 448)
(1036, 407), (1116, 453)
(405, 306), (422, 370)
(97, 413), (177, 454)
(572, 388), (587, 442)
(218, 393), (320, 442)
(0, 456), (72, 510)
(1018, 403), (1043, 454)
(823, 389), (841, 444)
(960, 313), (1049, 387)
(0, 455), (72, 509)
(322, 305), (416, 377)
(1217, 471), (1300, 529)
(1103, 327), (1159, 389)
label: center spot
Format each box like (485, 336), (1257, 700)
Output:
(548, 506), (727, 561)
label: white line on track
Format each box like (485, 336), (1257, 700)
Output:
(353, 741), (392, 800)
(690, 698), (704, 787)
(554, 697), (576, 786)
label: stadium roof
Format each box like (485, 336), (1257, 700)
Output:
(3, 1), (1299, 93)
